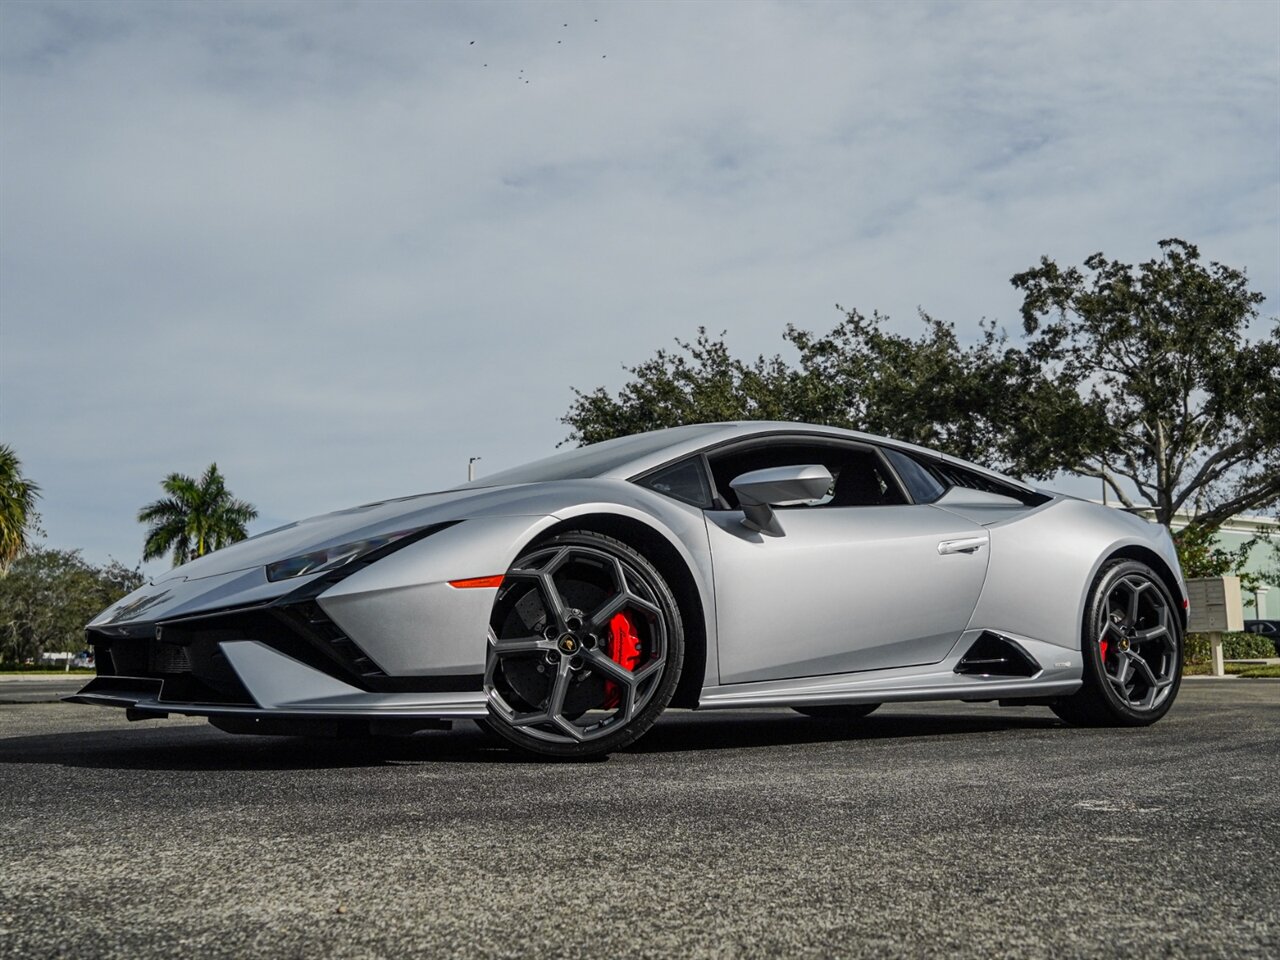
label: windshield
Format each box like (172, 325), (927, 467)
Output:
(465, 425), (722, 487)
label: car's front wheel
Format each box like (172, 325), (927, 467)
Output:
(1051, 559), (1183, 727)
(483, 531), (684, 759)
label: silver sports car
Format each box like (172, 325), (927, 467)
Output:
(74, 422), (1187, 758)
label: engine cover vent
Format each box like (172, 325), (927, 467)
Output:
(955, 632), (1041, 678)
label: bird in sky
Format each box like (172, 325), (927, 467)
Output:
(467, 16), (608, 83)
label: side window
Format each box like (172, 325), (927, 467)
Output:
(924, 459), (1050, 506)
(707, 441), (907, 509)
(635, 456), (713, 508)
(928, 460), (1004, 494)
(883, 449), (946, 504)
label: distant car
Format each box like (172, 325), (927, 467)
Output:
(71, 422), (1188, 759)
(1242, 620), (1280, 656)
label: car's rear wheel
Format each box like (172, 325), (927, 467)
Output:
(792, 704), (880, 720)
(1051, 559), (1183, 727)
(484, 531), (684, 759)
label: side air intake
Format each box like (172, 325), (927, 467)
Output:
(955, 632), (1041, 678)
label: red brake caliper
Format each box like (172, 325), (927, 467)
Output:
(602, 611), (642, 709)
(1100, 636), (1109, 665)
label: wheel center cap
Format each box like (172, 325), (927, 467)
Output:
(1119, 637), (1131, 652)
(558, 634), (580, 655)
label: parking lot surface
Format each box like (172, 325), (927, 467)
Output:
(1, 679), (1276, 959)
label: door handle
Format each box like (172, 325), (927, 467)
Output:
(938, 537), (986, 555)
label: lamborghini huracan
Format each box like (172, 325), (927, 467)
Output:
(73, 422), (1187, 758)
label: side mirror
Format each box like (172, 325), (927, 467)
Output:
(729, 464), (833, 536)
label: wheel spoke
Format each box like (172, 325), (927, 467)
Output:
(551, 714), (588, 741)
(624, 593), (662, 618)
(1125, 582), (1143, 624)
(633, 659), (664, 686)
(546, 657), (574, 716)
(537, 572), (569, 633)
(505, 566), (543, 580)
(587, 592), (629, 632)
(584, 647), (636, 686)
(1128, 651), (1158, 688)
(510, 710), (551, 728)
(490, 634), (554, 655)
(1134, 626), (1169, 642)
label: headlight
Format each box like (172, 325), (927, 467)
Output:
(265, 529), (421, 582)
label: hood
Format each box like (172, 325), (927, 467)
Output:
(153, 483), (546, 583)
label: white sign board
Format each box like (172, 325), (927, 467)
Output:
(1186, 576), (1244, 633)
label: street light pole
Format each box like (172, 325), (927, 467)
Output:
(468, 456), (481, 482)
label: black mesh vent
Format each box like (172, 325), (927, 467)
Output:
(955, 632), (1041, 678)
(87, 630), (255, 706)
(274, 601), (386, 681)
(149, 642), (192, 675)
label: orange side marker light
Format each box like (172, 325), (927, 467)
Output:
(448, 575), (505, 589)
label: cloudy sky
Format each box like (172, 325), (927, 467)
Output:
(2, 0), (1277, 572)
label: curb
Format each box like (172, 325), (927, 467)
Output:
(0, 675), (90, 684)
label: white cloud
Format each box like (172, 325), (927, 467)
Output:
(1, 0), (1276, 569)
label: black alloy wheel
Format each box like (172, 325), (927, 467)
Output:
(1052, 559), (1183, 727)
(484, 531), (684, 759)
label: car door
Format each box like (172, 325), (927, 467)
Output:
(703, 438), (990, 685)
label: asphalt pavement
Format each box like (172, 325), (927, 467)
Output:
(1, 679), (1276, 959)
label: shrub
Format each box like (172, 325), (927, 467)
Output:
(1185, 632), (1277, 663)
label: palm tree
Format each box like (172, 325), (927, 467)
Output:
(0, 444), (41, 573)
(138, 463), (259, 566)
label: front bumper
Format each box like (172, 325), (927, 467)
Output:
(68, 639), (486, 720)
(74, 515), (559, 722)
(75, 588), (486, 721)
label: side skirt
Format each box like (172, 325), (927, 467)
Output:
(697, 628), (1083, 709)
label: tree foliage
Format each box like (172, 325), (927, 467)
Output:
(564, 313), (1016, 463)
(1172, 525), (1263, 592)
(0, 547), (144, 662)
(0, 443), (41, 572)
(1008, 238), (1278, 530)
(564, 239), (1278, 533)
(138, 463), (258, 566)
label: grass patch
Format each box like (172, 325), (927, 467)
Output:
(1227, 664), (1280, 678)
(0, 668), (95, 676)
(1183, 662), (1280, 678)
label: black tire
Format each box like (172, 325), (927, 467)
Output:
(484, 531), (684, 759)
(792, 703), (880, 720)
(1051, 559), (1183, 727)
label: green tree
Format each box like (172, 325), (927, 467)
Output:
(0, 444), (41, 573)
(564, 239), (1278, 534)
(1172, 524), (1256, 583)
(563, 314), (1013, 463)
(1007, 238), (1278, 531)
(0, 547), (144, 663)
(138, 463), (258, 566)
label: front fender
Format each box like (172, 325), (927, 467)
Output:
(317, 515), (557, 676)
